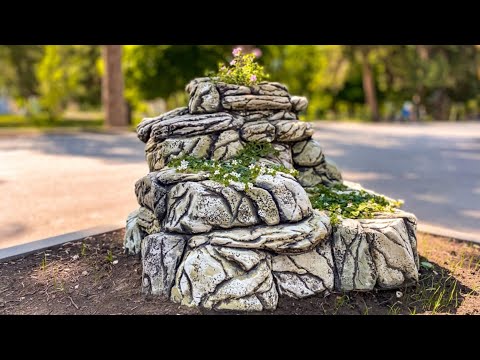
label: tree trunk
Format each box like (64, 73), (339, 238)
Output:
(102, 45), (127, 127)
(360, 49), (379, 121)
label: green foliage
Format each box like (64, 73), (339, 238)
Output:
(36, 45), (101, 118)
(170, 142), (298, 189)
(105, 250), (114, 263)
(0, 45), (44, 100)
(215, 48), (269, 85)
(308, 183), (403, 225)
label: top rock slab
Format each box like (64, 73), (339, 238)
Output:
(186, 78), (308, 114)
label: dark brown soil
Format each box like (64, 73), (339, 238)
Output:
(1, 230), (479, 315)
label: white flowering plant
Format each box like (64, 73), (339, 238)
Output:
(308, 183), (403, 225)
(214, 47), (269, 86)
(169, 142), (298, 190)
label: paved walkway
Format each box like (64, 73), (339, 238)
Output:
(1, 122), (479, 249)
(312, 122), (480, 241)
(0, 132), (146, 249)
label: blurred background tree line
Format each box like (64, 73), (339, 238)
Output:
(0, 45), (479, 127)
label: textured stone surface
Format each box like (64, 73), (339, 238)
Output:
(360, 217), (419, 288)
(137, 206), (161, 235)
(297, 161), (343, 187)
(135, 172), (167, 221)
(189, 210), (331, 254)
(332, 216), (419, 291)
(128, 77), (420, 312)
(137, 107), (189, 143)
(222, 95), (292, 111)
(171, 245), (278, 311)
(255, 174), (312, 222)
(142, 233), (187, 296)
(151, 112), (243, 141)
(272, 120), (314, 142)
(145, 135), (212, 171)
(164, 181), (260, 234)
(272, 240), (334, 299)
(231, 110), (297, 122)
(266, 143), (294, 169)
(332, 219), (377, 291)
(290, 96), (308, 112)
(124, 209), (145, 255)
(212, 130), (245, 161)
(188, 80), (221, 114)
(240, 121), (276, 142)
(292, 139), (325, 167)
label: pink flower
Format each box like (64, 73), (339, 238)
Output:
(232, 47), (242, 57)
(220, 65), (226, 71)
(252, 48), (262, 58)
(250, 75), (257, 82)
(230, 59), (236, 66)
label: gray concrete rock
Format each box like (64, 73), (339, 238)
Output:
(188, 210), (331, 254)
(292, 139), (325, 167)
(332, 216), (419, 291)
(124, 209), (145, 255)
(137, 107), (189, 143)
(212, 130), (245, 161)
(272, 120), (314, 142)
(135, 172), (168, 221)
(145, 135), (213, 171)
(231, 110), (297, 122)
(151, 112), (243, 141)
(142, 233), (187, 296)
(188, 81), (221, 114)
(240, 121), (276, 142)
(170, 245), (278, 311)
(222, 95), (292, 111)
(290, 96), (308, 112)
(296, 161), (343, 187)
(272, 240), (335, 298)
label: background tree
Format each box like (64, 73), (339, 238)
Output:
(103, 45), (128, 127)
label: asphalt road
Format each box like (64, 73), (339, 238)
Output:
(312, 122), (480, 241)
(1, 122), (479, 249)
(0, 132), (147, 249)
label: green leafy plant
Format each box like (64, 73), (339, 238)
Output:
(308, 183), (403, 225)
(170, 142), (298, 190)
(105, 250), (114, 263)
(215, 47), (270, 86)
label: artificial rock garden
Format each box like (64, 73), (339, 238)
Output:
(124, 54), (419, 312)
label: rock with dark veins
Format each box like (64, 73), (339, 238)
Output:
(145, 135), (213, 171)
(240, 121), (276, 143)
(296, 160), (343, 187)
(124, 209), (145, 255)
(292, 139), (325, 167)
(272, 240), (335, 298)
(170, 245), (278, 311)
(188, 81), (221, 114)
(151, 112), (243, 141)
(222, 95), (292, 111)
(290, 96), (308, 112)
(137, 107), (189, 143)
(142, 233), (187, 296)
(272, 120), (314, 142)
(332, 216), (419, 291)
(128, 77), (420, 311)
(188, 210), (331, 254)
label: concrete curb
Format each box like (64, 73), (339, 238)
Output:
(418, 224), (479, 245)
(0, 225), (123, 262)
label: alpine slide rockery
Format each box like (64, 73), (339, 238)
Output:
(123, 77), (419, 312)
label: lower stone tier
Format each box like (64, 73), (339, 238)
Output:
(133, 209), (419, 312)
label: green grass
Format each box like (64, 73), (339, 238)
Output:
(0, 114), (104, 129)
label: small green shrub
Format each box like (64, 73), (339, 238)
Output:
(308, 183), (403, 225)
(214, 47), (270, 86)
(170, 142), (297, 190)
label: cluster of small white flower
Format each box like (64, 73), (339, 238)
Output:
(177, 159), (189, 171)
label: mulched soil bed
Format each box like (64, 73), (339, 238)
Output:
(1, 230), (479, 315)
